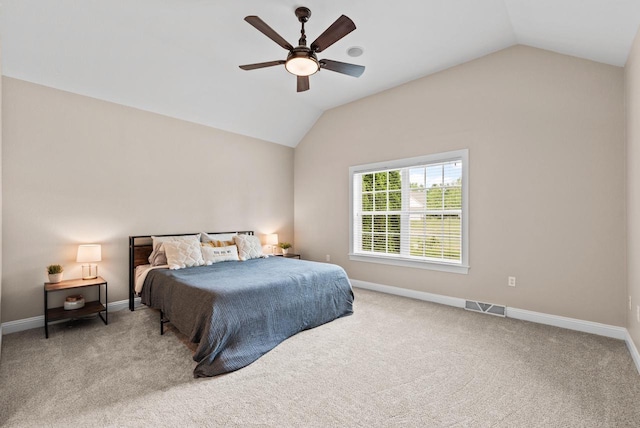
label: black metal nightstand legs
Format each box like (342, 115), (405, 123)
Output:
(44, 288), (49, 338)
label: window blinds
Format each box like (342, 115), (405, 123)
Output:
(353, 159), (463, 265)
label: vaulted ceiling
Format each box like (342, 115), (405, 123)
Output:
(2, 1), (640, 147)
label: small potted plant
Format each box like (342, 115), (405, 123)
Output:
(47, 264), (64, 283)
(278, 242), (292, 255)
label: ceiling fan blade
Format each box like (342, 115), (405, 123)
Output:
(320, 59), (365, 77)
(244, 16), (294, 51)
(310, 15), (356, 53)
(297, 76), (310, 92)
(239, 60), (286, 71)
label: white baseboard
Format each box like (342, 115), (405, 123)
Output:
(108, 298), (141, 313)
(506, 307), (627, 340)
(351, 279), (628, 341)
(626, 331), (640, 375)
(1, 297), (142, 335)
(351, 279), (466, 308)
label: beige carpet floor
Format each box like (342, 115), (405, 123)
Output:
(1, 288), (639, 427)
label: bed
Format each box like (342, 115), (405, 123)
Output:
(129, 232), (354, 377)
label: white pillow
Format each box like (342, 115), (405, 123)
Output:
(163, 239), (205, 270)
(201, 245), (239, 265)
(233, 234), (266, 261)
(148, 235), (200, 266)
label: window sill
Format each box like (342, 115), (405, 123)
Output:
(348, 253), (469, 274)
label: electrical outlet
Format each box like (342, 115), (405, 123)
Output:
(637, 305), (640, 323)
(508, 276), (516, 287)
(326, 255), (331, 262)
(630, 296), (633, 311)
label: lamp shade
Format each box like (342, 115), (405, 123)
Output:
(266, 234), (279, 246)
(76, 244), (102, 263)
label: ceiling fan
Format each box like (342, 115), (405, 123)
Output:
(239, 7), (365, 92)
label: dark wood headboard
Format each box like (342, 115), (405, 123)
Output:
(133, 244), (153, 269)
(128, 231), (254, 311)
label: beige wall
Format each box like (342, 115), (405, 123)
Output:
(626, 29), (640, 345)
(1, 44), (630, 331)
(0, 43), (3, 349)
(1, 77), (294, 323)
(295, 45), (626, 326)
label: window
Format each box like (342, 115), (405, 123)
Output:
(349, 149), (469, 274)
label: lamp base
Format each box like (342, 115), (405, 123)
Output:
(82, 264), (98, 280)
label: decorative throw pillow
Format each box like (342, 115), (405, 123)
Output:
(233, 234), (266, 261)
(148, 235), (199, 266)
(163, 239), (205, 270)
(200, 232), (236, 246)
(201, 240), (235, 248)
(201, 245), (239, 265)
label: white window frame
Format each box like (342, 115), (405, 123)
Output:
(349, 149), (469, 274)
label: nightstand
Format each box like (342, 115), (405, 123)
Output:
(274, 253), (301, 259)
(44, 276), (108, 338)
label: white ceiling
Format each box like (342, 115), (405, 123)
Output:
(2, 0), (640, 147)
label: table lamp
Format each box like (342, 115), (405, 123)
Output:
(77, 244), (102, 280)
(266, 234), (278, 255)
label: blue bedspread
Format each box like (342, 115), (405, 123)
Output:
(140, 257), (354, 377)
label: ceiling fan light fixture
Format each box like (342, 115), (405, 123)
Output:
(285, 50), (319, 76)
(240, 8), (364, 91)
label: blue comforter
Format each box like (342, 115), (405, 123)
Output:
(140, 257), (354, 377)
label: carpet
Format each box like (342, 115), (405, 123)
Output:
(0, 288), (639, 427)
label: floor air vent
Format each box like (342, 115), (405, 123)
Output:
(465, 300), (506, 317)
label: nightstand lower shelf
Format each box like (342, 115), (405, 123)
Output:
(46, 300), (107, 323)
